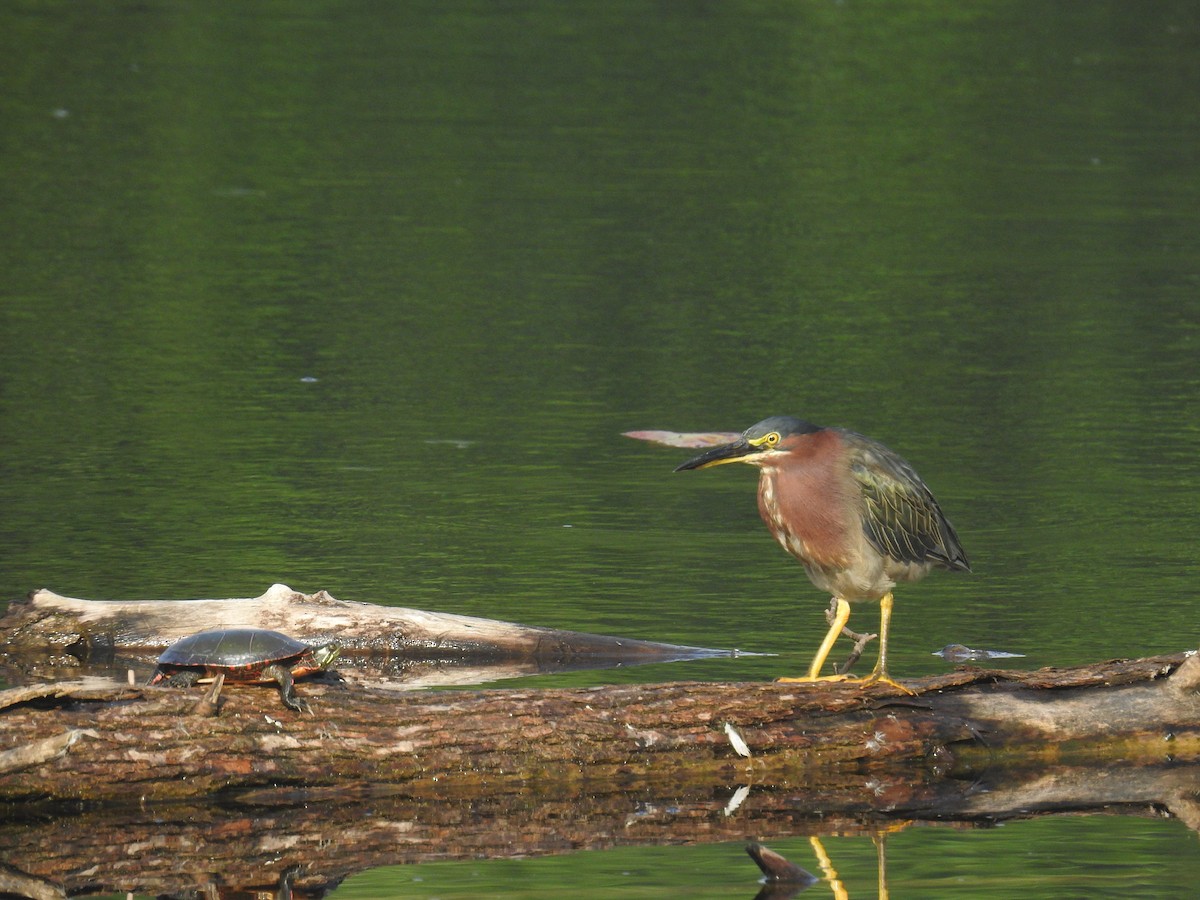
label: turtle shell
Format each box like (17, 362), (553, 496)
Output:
(155, 628), (321, 682)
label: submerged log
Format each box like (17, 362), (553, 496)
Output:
(0, 584), (724, 662)
(1, 650), (1197, 804)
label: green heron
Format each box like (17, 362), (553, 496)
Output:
(675, 416), (969, 688)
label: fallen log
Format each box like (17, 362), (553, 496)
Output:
(2, 650), (1198, 899)
(1, 651), (1196, 804)
(0, 583), (725, 662)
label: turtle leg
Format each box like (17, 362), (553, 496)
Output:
(149, 669), (203, 688)
(263, 663), (310, 714)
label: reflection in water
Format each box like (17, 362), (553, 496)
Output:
(809, 836), (849, 900)
(746, 841), (819, 899)
(3, 771), (1198, 899)
(806, 831), (902, 900)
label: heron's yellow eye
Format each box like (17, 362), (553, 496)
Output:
(764, 432), (780, 447)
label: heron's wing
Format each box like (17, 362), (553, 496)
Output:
(841, 431), (971, 571)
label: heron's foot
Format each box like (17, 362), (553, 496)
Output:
(858, 670), (916, 695)
(777, 676), (907, 696)
(775, 673), (851, 684)
(777, 672), (914, 694)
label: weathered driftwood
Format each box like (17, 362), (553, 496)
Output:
(0, 583), (724, 661)
(2, 651), (1197, 805)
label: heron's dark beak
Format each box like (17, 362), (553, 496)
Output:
(674, 436), (761, 471)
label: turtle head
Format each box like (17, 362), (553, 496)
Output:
(312, 643), (341, 669)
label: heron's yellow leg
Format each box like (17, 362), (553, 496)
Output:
(860, 592), (913, 694)
(872, 592), (894, 679)
(808, 836), (849, 900)
(776, 597), (851, 683)
(808, 596), (851, 679)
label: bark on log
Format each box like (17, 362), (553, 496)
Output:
(2, 651), (1197, 805)
(0, 583), (724, 661)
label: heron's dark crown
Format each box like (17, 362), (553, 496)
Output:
(743, 416), (823, 441)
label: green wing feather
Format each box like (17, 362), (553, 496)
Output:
(840, 431), (970, 571)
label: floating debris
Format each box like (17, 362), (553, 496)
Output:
(933, 643), (1025, 662)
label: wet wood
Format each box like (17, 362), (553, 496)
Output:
(0, 583), (722, 661)
(1, 651), (1196, 804)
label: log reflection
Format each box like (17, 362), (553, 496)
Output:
(1, 764), (1196, 899)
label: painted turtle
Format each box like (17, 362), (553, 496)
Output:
(148, 628), (340, 713)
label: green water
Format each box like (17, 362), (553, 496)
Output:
(337, 819), (1200, 899)
(3, 0), (1199, 896)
